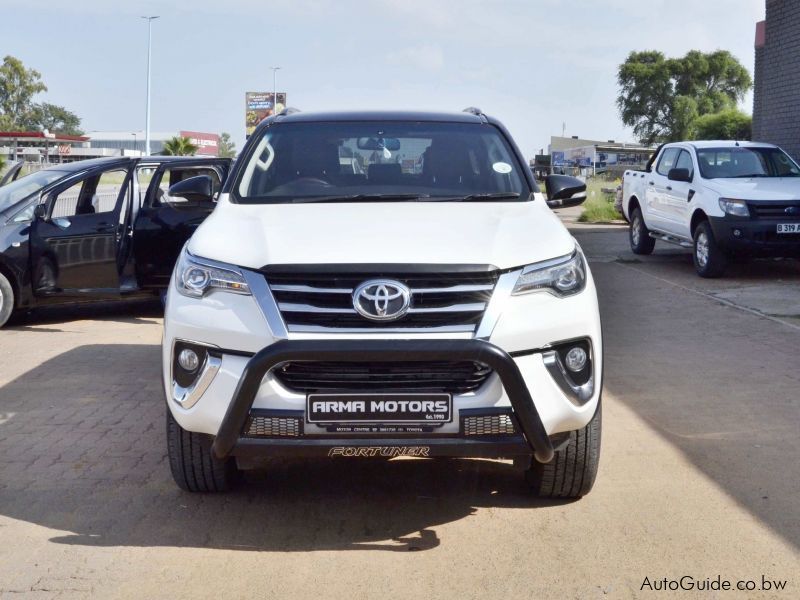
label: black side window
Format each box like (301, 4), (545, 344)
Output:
(675, 150), (694, 179)
(50, 169), (129, 219)
(656, 148), (680, 176)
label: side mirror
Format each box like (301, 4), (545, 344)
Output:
(168, 175), (214, 203)
(667, 168), (692, 183)
(33, 203), (47, 221)
(544, 174), (587, 208)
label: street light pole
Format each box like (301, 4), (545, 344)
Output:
(132, 132), (138, 155)
(271, 66), (281, 116)
(142, 16), (159, 156)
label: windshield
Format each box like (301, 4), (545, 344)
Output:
(235, 121), (528, 203)
(0, 168), (67, 213)
(696, 147), (800, 179)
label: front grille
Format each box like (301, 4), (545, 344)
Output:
(273, 361), (493, 394)
(748, 202), (800, 220)
(463, 413), (517, 436)
(265, 268), (498, 333)
(243, 414), (302, 437)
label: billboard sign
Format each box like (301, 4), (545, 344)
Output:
(180, 131), (220, 156)
(246, 92), (287, 136)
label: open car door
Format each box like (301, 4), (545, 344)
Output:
(29, 162), (134, 297)
(133, 158), (231, 289)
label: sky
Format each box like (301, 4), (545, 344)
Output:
(1, 0), (765, 157)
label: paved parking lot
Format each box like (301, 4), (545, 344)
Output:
(1, 225), (798, 599)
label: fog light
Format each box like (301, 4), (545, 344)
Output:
(733, 228), (742, 237)
(564, 346), (587, 372)
(178, 348), (200, 372)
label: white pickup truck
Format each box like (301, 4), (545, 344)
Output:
(621, 141), (800, 277)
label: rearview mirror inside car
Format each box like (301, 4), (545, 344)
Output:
(356, 137), (401, 151)
(33, 203), (47, 221)
(667, 168), (692, 183)
(168, 175), (215, 204)
(544, 174), (587, 208)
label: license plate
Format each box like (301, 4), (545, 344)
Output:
(777, 223), (800, 233)
(307, 393), (452, 424)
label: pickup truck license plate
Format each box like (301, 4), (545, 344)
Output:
(777, 223), (800, 233)
(307, 393), (452, 424)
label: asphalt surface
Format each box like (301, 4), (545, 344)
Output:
(0, 221), (798, 599)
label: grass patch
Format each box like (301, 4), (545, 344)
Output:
(578, 178), (623, 223)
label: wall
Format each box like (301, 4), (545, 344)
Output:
(752, 0), (800, 160)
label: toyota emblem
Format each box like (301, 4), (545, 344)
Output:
(353, 279), (411, 321)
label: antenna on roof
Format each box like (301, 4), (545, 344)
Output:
(278, 107), (301, 116)
(462, 107), (483, 116)
(735, 140), (740, 146)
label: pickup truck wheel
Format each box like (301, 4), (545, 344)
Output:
(693, 221), (727, 278)
(525, 401), (601, 499)
(0, 273), (14, 328)
(629, 208), (655, 255)
(166, 408), (239, 492)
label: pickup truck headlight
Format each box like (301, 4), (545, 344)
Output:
(512, 249), (586, 297)
(719, 198), (750, 217)
(175, 250), (251, 298)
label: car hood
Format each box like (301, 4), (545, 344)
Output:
(703, 178), (800, 201)
(189, 194), (575, 271)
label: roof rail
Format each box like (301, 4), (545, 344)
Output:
(462, 106), (483, 116)
(278, 107), (301, 116)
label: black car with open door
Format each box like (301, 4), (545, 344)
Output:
(0, 156), (231, 327)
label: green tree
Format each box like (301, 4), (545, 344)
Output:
(0, 55), (46, 125)
(0, 55), (83, 135)
(218, 132), (236, 158)
(617, 50), (752, 144)
(694, 109), (752, 141)
(162, 136), (199, 156)
(22, 102), (83, 135)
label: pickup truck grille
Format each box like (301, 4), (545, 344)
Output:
(264, 268), (498, 333)
(748, 201), (800, 220)
(273, 360), (493, 394)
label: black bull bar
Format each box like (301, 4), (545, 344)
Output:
(211, 339), (555, 463)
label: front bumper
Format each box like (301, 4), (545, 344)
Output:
(211, 339), (555, 463)
(709, 215), (800, 257)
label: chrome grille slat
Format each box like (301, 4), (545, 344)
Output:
(270, 284), (353, 293)
(265, 268), (498, 332)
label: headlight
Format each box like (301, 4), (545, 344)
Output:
(719, 198), (750, 217)
(175, 249), (251, 298)
(512, 249), (586, 297)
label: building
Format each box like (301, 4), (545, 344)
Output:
(88, 130), (221, 156)
(547, 136), (656, 177)
(752, 0), (800, 161)
(0, 131), (120, 164)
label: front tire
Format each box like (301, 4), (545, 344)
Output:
(693, 220), (727, 278)
(0, 272), (14, 328)
(526, 401), (601, 499)
(166, 408), (239, 492)
(629, 207), (655, 255)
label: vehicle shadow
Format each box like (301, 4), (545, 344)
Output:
(6, 298), (162, 329)
(591, 258), (800, 551)
(0, 344), (566, 553)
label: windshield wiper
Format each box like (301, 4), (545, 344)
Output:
(430, 192), (522, 202)
(291, 193), (430, 203)
(730, 174), (769, 178)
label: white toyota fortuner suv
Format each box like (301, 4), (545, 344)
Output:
(162, 109), (602, 498)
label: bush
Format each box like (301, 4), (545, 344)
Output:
(694, 109), (752, 140)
